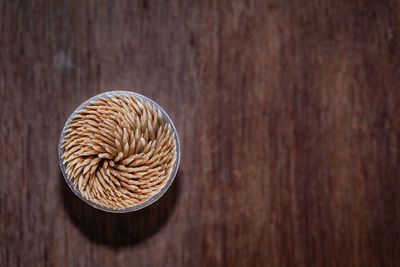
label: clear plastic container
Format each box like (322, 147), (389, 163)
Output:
(58, 91), (181, 213)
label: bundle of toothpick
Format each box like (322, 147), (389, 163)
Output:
(61, 93), (177, 210)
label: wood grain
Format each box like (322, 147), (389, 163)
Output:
(1, 0), (400, 266)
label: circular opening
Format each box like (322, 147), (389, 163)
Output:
(58, 91), (181, 213)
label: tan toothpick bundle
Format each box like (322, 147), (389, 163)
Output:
(60, 93), (177, 210)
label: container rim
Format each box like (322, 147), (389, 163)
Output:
(58, 90), (181, 213)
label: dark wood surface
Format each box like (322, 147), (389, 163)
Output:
(1, 0), (400, 266)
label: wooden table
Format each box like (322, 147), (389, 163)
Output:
(1, 1), (399, 266)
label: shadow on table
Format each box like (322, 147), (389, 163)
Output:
(60, 169), (181, 248)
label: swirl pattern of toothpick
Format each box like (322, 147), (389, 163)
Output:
(61, 93), (177, 209)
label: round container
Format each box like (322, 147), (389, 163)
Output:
(59, 91), (181, 213)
